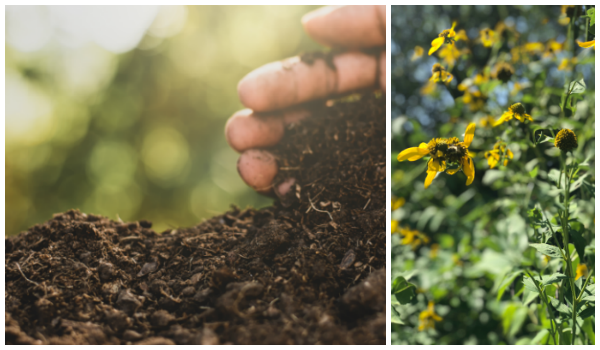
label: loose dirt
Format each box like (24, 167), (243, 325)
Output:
(5, 93), (386, 345)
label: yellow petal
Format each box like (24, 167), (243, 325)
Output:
(493, 112), (512, 127)
(507, 148), (514, 159)
(449, 21), (457, 36)
(429, 37), (444, 55)
(446, 72), (454, 83)
(398, 145), (429, 162)
(462, 156), (475, 185)
(463, 123), (476, 147)
(446, 167), (460, 175)
(424, 159), (438, 188)
(577, 40), (595, 49)
(524, 114), (533, 122)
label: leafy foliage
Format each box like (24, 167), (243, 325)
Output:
(391, 5), (595, 345)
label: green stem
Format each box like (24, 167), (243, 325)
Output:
(560, 156), (577, 345)
(525, 270), (557, 344)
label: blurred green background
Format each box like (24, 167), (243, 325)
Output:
(5, 5), (322, 235)
(391, 5), (595, 345)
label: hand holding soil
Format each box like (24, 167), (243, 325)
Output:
(225, 5), (386, 195)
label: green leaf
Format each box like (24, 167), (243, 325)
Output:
(581, 294), (595, 302)
(497, 270), (523, 301)
(531, 329), (549, 345)
(540, 273), (567, 286)
(391, 276), (412, 294)
(392, 276), (417, 304)
(579, 306), (595, 319)
(529, 166), (539, 178)
(391, 306), (404, 324)
(564, 78), (586, 95)
(569, 221), (587, 260)
(582, 8), (595, 26)
(550, 297), (571, 315)
(523, 275), (539, 293)
(529, 243), (564, 258)
(582, 318), (595, 344)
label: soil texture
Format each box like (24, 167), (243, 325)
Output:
(5, 93), (386, 345)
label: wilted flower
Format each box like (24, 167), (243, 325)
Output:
(429, 22), (457, 55)
(419, 301), (443, 331)
(397, 123), (476, 188)
(430, 63), (454, 84)
(554, 129), (578, 152)
(493, 103), (533, 126)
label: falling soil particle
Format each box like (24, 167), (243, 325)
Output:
(5, 93), (386, 345)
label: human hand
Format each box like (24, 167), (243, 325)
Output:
(225, 5), (386, 196)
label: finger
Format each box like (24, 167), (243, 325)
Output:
(238, 51), (378, 112)
(302, 5), (385, 49)
(237, 149), (278, 194)
(379, 50), (386, 91)
(225, 108), (310, 152)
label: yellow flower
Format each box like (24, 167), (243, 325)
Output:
(559, 5), (577, 26)
(543, 39), (563, 58)
(455, 29), (469, 42)
(391, 220), (399, 234)
(430, 63), (454, 84)
(412, 46), (425, 61)
(420, 80), (437, 96)
(397, 123), (476, 188)
(493, 103), (533, 126)
(391, 196), (405, 210)
(575, 263), (588, 281)
(554, 129), (578, 152)
(480, 28), (497, 47)
(558, 57), (578, 71)
(543, 255), (552, 266)
(399, 227), (430, 250)
(429, 22), (457, 55)
(479, 116), (497, 128)
(484, 141), (513, 169)
(577, 40), (595, 50)
(462, 89), (485, 111)
(438, 44), (463, 67)
(419, 301), (443, 331)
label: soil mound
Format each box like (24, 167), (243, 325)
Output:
(5, 93), (385, 345)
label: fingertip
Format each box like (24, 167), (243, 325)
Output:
(237, 149), (278, 194)
(225, 109), (285, 152)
